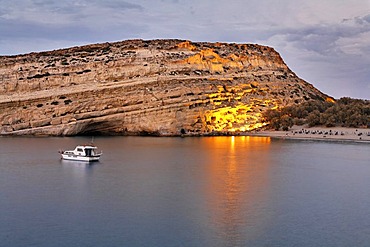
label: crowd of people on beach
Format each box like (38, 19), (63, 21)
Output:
(288, 128), (370, 140)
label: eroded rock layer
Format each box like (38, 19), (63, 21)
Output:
(0, 39), (330, 136)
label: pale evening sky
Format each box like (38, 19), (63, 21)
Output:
(1, 0), (369, 99)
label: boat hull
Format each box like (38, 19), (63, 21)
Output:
(61, 154), (101, 162)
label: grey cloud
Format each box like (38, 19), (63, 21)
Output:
(0, 0), (147, 44)
(97, 0), (144, 10)
(29, 0), (143, 11)
(271, 14), (370, 56)
(31, 2), (82, 15)
(0, 16), (148, 44)
(245, 13), (370, 99)
(0, 0), (143, 23)
(0, 18), (93, 41)
(362, 14), (370, 23)
(348, 14), (370, 25)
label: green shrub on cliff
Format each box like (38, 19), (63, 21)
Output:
(263, 97), (370, 130)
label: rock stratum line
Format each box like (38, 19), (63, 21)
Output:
(0, 39), (331, 136)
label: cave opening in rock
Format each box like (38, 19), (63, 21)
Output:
(77, 121), (117, 136)
(78, 130), (107, 136)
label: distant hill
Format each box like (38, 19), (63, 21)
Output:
(0, 39), (332, 136)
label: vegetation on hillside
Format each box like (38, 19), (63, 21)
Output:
(263, 97), (370, 130)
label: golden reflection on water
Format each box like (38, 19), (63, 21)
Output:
(203, 136), (272, 245)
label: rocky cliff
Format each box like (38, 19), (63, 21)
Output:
(0, 39), (331, 136)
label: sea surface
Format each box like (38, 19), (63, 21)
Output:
(0, 136), (369, 247)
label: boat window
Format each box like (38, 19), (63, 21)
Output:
(77, 148), (83, 152)
(85, 149), (92, 156)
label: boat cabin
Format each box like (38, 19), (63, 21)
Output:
(66, 145), (98, 157)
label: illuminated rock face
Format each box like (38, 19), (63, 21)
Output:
(0, 39), (330, 136)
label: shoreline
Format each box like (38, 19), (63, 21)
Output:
(247, 126), (370, 143)
(0, 126), (369, 143)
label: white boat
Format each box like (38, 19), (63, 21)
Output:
(60, 145), (102, 162)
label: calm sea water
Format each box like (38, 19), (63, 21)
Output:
(0, 136), (369, 247)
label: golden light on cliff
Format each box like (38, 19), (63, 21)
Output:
(180, 48), (244, 73)
(204, 104), (269, 132)
(203, 84), (279, 133)
(326, 97), (335, 103)
(176, 41), (197, 51)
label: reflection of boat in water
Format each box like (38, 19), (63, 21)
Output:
(59, 145), (102, 162)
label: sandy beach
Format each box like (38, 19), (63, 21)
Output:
(249, 126), (370, 143)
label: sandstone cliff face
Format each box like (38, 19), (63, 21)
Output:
(0, 39), (330, 136)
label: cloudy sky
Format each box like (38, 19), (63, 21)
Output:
(1, 0), (369, 99)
